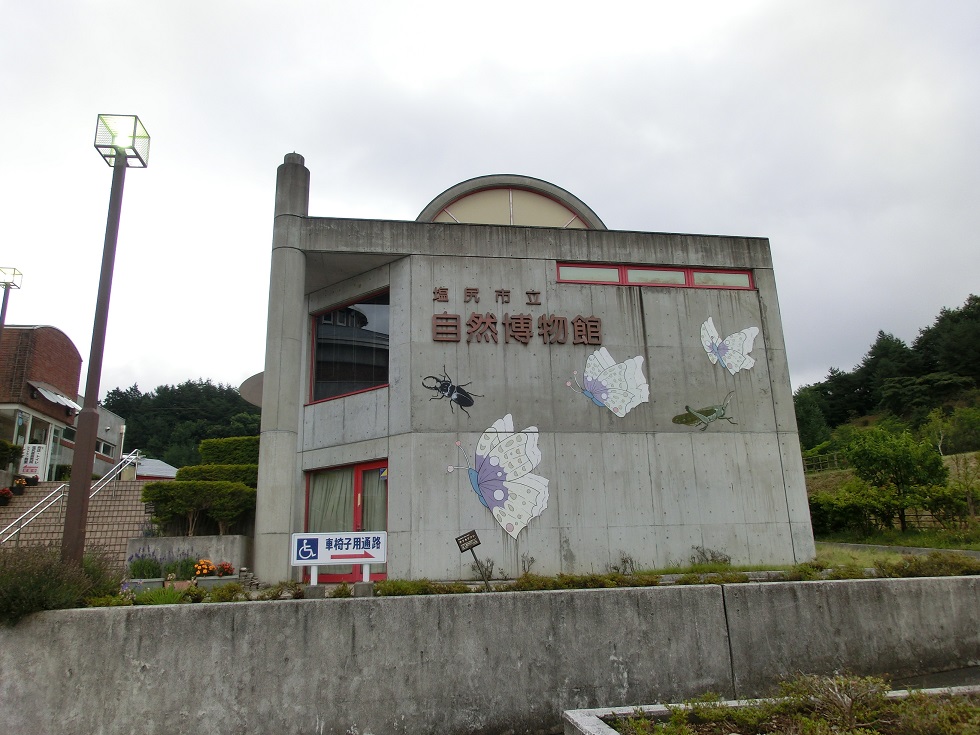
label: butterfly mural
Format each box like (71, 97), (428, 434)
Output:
(700, 317), (760, 375)
(566, 347), (649, 417)
(448, 414), (549, 539)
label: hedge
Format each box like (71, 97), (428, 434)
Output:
(141, 480), (256, 536)
(199, 436), (260, 465)
(176, 464), (259, 488)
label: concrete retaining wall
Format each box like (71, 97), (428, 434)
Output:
(125, 535), (252, 571)
(1, 577), (977, 735)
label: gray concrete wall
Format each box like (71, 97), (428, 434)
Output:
(256, 154), (813, 582)
(296, 245), (812, 580)
(1, 577), (977, 735)
(125, 535), (252, 572)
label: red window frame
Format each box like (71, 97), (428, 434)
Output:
(304, 459), (388, 584)
(556, 263), (754, 290)
(308, 289), (390, 405)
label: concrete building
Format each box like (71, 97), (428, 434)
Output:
(251, 153), (814, 584)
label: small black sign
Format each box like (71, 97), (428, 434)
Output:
(456, 530), (480, 553)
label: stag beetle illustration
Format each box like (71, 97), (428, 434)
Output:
(422, 367), (482, 417)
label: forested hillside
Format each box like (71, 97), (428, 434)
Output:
(794, 295), (980, 454)
(102, 379), (260, 467)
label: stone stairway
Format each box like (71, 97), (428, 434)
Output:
(0, 480), (153, 567)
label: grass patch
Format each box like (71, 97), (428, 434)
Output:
(612, 673), (980, 734)
(818, 527), (980, 551)
(813, 542), (907, 567)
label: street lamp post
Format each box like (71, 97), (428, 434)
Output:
(62, 115), (149, 565)
(0, 267), (23, 350)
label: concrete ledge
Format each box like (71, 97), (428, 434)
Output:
(1, 577), (978, 735)
(562, 686), (980, 735)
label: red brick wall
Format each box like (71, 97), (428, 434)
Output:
(0, 325), (82, 423)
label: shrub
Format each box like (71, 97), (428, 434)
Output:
(873, 551), (980, 578)
(206, 582), (247, 603)
(329, 583), (352, 598)
(81, 547), (125, 599)
(162, 554), (198, 581)
(0, 439), (23, 469)
(182, 585), (208, 603)
(375, 579), (473, 596)
(141, 480), (256, 536)
(199, 436), (260, 465)
(127, 549), (163, 579)
(86, 594), (134, 607)
(176, 464), (259, 488)
(134, 587), (187, 605)
(256, 580), (304, 600)
(0, 546), (92, 625)
(777, 672), (889, 730)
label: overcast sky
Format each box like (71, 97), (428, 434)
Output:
(2, 1), (978, 401)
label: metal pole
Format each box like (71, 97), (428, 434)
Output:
(0, 284), (10, 350)
(62, 149), (127, 565)
(470, 549), (491, 592)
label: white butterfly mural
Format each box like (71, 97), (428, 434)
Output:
(448, 414), (549, 539)
(700, 317), (760, 375)
(566, 347), (650, 417)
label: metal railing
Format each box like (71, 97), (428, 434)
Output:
(0, 449), (142, 545)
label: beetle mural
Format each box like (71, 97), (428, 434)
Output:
(422, 367), (483, 417)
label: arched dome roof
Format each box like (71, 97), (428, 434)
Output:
(417, 174), (605, 230)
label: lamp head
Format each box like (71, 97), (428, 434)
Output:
(0, 267), (22, 289)
(94, 114), (150, 168)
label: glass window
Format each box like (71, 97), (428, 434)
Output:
(0, 409), (15, 444)
(558, 262), (753, 290)
(312, 292), (390, 402)
(14, 411), (28, 446)
(29, 416), (51, 446)
(626, 268), (687, 285)
(557, 265), (620, 283)
(692, 270), (752, 288)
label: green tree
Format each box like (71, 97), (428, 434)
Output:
(794, 386), (831, 450)
(102, 379), (259, 466)
(913, 294), (980, 384)
(844, 428), (949, 531)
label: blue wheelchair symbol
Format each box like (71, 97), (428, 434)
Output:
(296, 537), (318, 561)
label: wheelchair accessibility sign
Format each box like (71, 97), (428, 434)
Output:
(291, 532), (388, 566)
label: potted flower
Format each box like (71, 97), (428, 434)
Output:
(11, 477), (27, 496)
(193, 558), (216, 577)
(0, 487), (12, 506)
(215, 561), (235, 577)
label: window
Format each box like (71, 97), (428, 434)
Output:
(558, 263), (754, 290)
(95, 440), (115, 459)
(311, 291), (390, 402)
(307, 460), (388, 582)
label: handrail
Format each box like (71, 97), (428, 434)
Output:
(0, 449), (142, 545)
